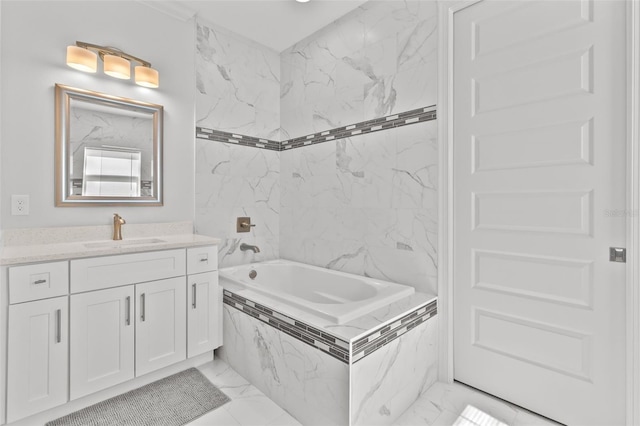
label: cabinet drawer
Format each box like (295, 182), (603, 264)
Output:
(71, 249), (186, 293)
(187, 246), (218, 274)
(9, 261), (69, 304)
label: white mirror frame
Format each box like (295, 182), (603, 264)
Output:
(55, 84), (163, 206)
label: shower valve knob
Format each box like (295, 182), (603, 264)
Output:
(237, 217), (256, 232)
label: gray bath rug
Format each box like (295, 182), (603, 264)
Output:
(46, 367), (230, 426)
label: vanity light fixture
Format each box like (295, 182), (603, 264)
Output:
(296, 0), (310, 2)
(65, 41), (159, 88)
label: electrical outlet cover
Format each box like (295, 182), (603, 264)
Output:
(11, 194), (29, 216)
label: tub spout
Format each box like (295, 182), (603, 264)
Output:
(240, 243), (260, 253)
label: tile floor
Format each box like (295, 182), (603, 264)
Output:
(193, 359), (560, 426)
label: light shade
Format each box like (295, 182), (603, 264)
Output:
(66, 46), (97, 73)
(135, 66), (159, 88)
(103, 54), (130, 79)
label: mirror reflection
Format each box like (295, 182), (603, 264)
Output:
(55, 84), (163, 206)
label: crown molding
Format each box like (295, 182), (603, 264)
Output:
(135, 1), (196, 22)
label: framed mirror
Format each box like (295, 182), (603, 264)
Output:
(55, 84), (163, 206)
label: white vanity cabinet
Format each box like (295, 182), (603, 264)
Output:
(186, 246), (220, 358)
(7, 296), (68, 423)
(187, 272), (219, 357)
(135, 276), (186, 376)
(2, 242), (220, 424)
(69, 286), (135, 400)
(69, 250), (188, 399)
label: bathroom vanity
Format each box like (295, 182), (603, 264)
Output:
(0, 225), (221, 424)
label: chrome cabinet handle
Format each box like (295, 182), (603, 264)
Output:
(125, 296), (131, 326)
(192, 284), (197, 309)
(34, 279), (47, 284)
(140, 293), (146, 322)
(56, 309), (61, 343)
(199, 257), (208, 263)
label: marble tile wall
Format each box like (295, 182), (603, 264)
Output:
(195, 19), (281, 267)
(280, 120), (437, 294)
(219, 294), (438, 426)
(196, 20), (280, 141)
(351, 317), (439, 425)
(195, 1), (439, 281)
(195, 139), (279, 267)
(278, 1), (438, 294)
(219, 305), (350, 426)
(279, 0), (437, 140)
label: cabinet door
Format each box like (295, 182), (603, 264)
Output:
(136, 277), (186, 376)
(187, 272), (220, 357)
(70, 286), (135, 400)
(7, 296), (68, 423)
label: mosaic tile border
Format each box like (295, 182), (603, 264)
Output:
(223, 290), (350, 363)
(281, 105), (436, 150)
(223, 290), (438, 365)
(195, 128), (281, 151)
(196, 105), (437, 151)
(352, 300), (438, 364)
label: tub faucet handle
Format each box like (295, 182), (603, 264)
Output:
(237, 217), (256, 233)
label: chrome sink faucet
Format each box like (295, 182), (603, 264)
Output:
(240, 243), (260, 253)
(113, 213), (126, 240)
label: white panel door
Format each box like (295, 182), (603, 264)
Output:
(7, 296), (68, 423)
(187, 272), (220, 357)
(136, 277), (186, 376)
(452, 1), (626, 424)
(70, 286), (135, 400)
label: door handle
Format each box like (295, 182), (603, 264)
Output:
(192, 283), (197, 309)
(140, 293), (146, 322)
(56, 309), (61, 343)
(125, 296), (131, 326)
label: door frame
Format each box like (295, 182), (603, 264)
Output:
(436, 1), (640, 424)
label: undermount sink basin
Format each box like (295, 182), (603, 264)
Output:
(84, 238), (166, 249)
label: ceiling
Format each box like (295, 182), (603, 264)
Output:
(142, 0), (369, 52)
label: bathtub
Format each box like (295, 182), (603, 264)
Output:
(219, 259), (415, 324)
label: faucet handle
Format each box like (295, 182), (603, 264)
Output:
(237, 217), (256, 233)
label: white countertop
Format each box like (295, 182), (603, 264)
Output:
(0, 234), (221, 266)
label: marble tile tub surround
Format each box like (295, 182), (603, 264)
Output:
(195, 141), (280, 269)
(196, 128), (281, 151)
(222, 278), (437, 344)
(223, 289), (436, 364)
(351, 316), (438, 425)
(351, 299), (437, 363)
(223, 290), (350, 363)
(194, 1), (439, 287)
(196, 19), (280, 141)
(196, 105), (436, 152)
(219, 303), (350, 426)
(219, 287), (437, 426)
(281, 119), (438, 294)
(194, 18), (282, 269)
(280, 0), (437, 140)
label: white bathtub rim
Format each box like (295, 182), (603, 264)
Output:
(220, 259), (415, 325)
(220, 260), (437, 342)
